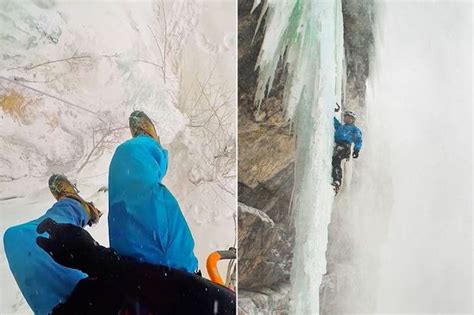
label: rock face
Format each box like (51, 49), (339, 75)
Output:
(341, 0), (375, 110)
(239, 284), (291, 315)
(238, 0), (293, 190)
(238, 163), (294, 289)
(238, 0), (295, 313)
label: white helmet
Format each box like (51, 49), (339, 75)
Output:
(343, 110), (357, 120)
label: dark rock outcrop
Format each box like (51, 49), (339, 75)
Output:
(341, 0), (375, 109)
(238, 284), (290, 315)
(238, 163), (294, 289)
(238, 0), (295, 313)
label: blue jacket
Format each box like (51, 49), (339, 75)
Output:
(108, 135), (198, 273)
(3, 198), (88, 315)
(334, 117), (363, 152)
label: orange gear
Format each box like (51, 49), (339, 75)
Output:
(206, 248), (236, 287)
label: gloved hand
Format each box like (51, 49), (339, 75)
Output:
(352, 150), (359, 159)
(36, 218), (101, 274)
(36, 218), (152, 278)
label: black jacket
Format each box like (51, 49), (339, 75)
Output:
(35, 218), (235, 315)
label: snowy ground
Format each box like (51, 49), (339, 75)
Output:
(0, 1), (236, 313)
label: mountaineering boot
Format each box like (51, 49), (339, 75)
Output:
(48, 174), (102, 226)
(129, 111), (160, 143)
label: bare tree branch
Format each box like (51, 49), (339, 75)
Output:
(134, 59), (164, 70)
(77, 126), (127, 173)
(7, 54), (92, 71)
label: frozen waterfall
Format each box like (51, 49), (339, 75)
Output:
(254, 0), (344, 313)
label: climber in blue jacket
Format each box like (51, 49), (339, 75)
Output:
(3, 175), (102, 314)
(332, 109), (363, 192)
(108, 111), (198, 273)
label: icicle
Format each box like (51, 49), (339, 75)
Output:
(254, 0), (343, 313)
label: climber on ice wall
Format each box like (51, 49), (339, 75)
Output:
(332, 106), (363, 193)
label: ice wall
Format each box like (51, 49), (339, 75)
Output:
(254, 0), (343, 313)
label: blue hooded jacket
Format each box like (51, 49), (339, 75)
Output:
(334, 117), (363, 152)
(3, 198), (88, 315)
(108, 135), (198, 273)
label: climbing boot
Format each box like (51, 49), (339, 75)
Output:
(129, 111), (160, 143)
(48, 174), (102, 226)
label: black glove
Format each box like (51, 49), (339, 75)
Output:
(352, 150), (359, 159)
(335, 102), (341, 112)
(36, 218), (107, 276)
